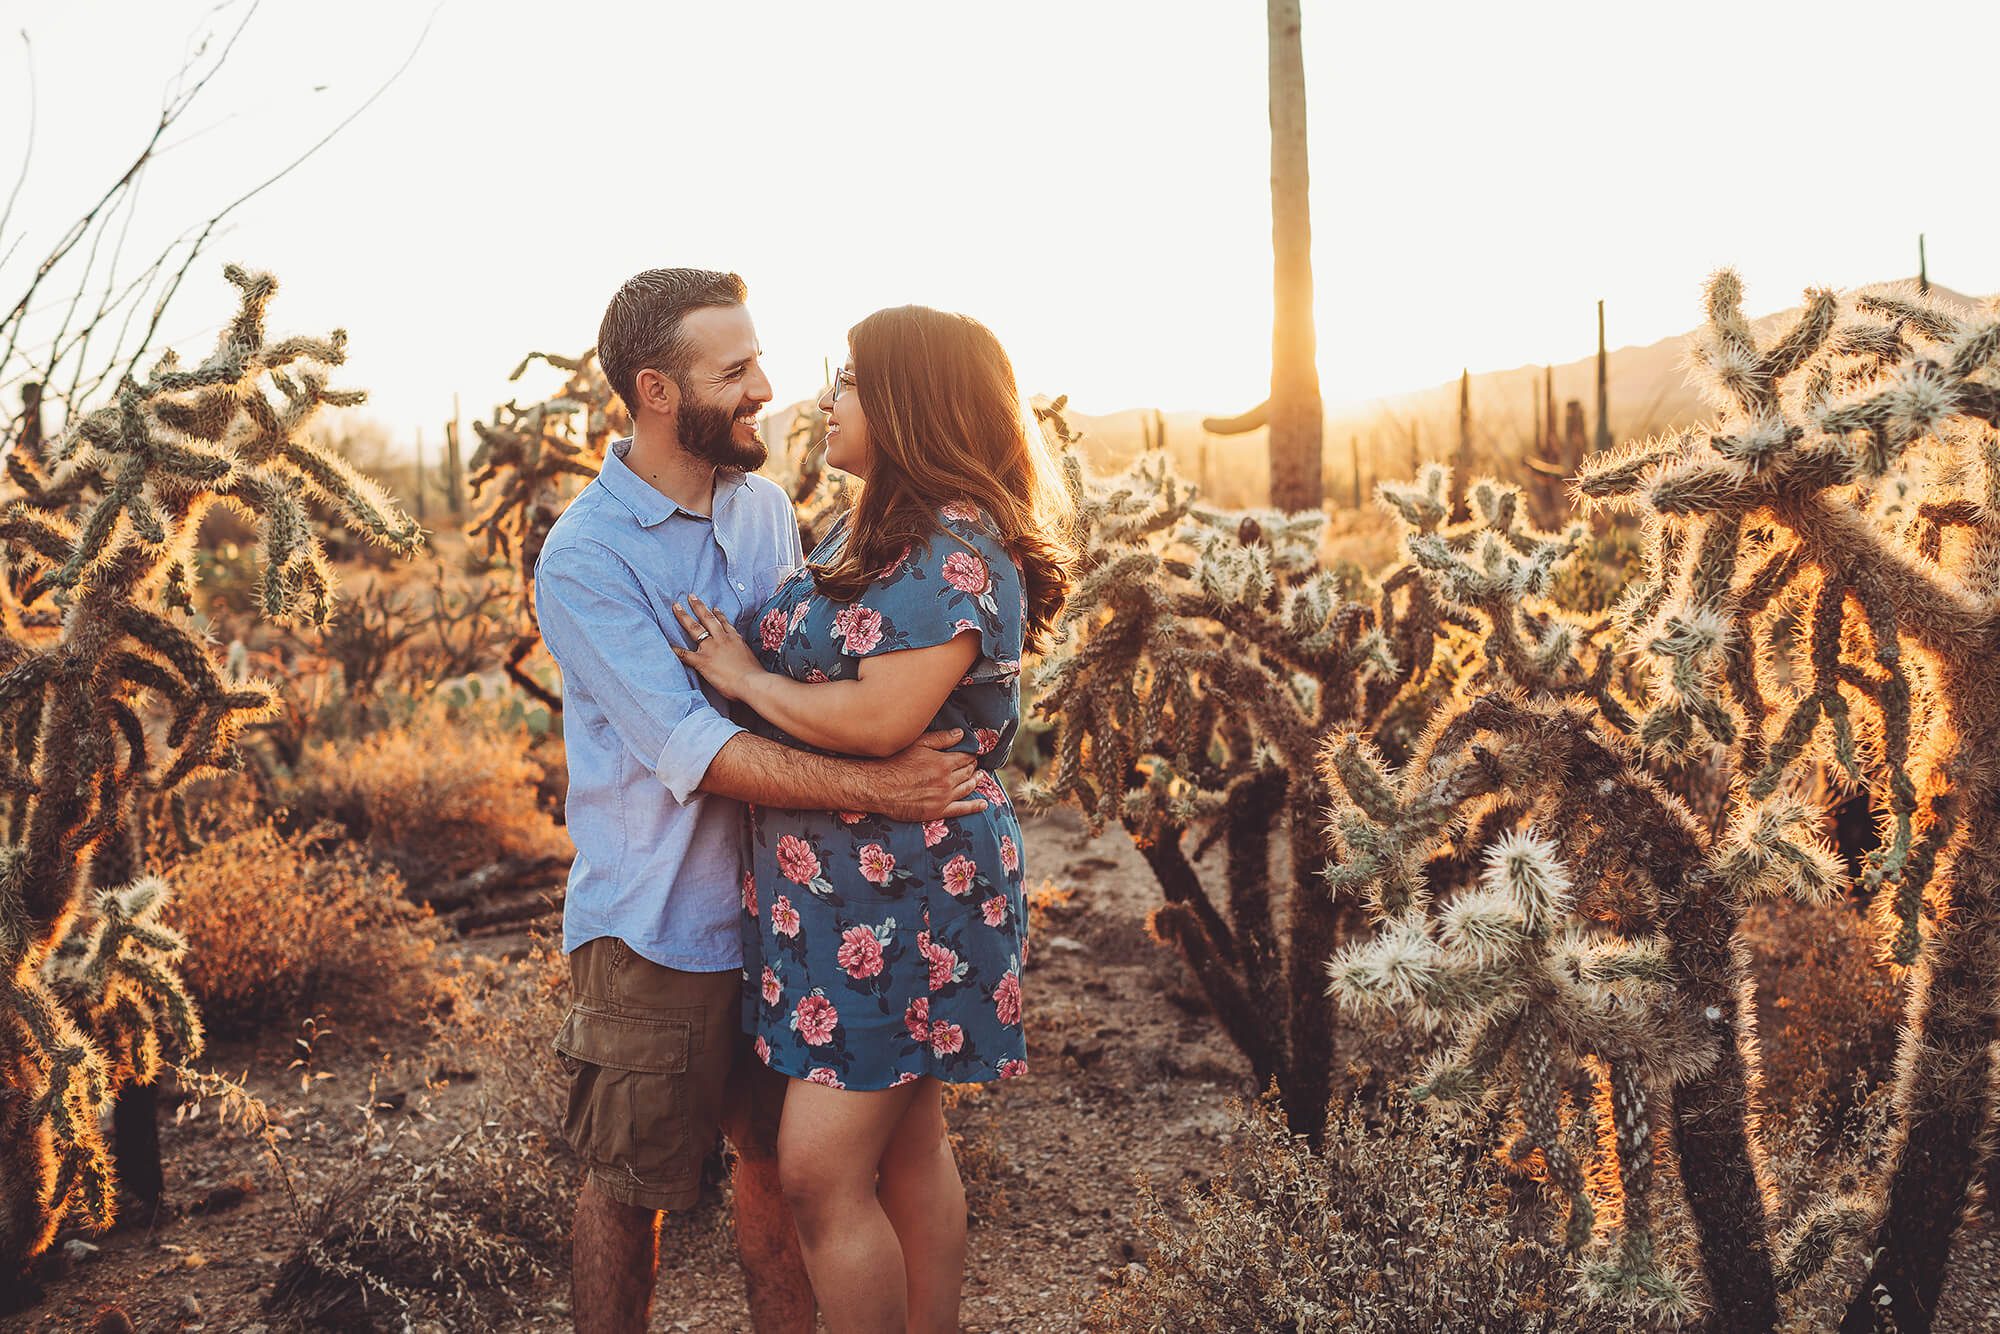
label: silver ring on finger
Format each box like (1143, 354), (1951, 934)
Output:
(692, 630), (711, 643)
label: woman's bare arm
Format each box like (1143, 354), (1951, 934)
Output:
(671, 595), (980, 758)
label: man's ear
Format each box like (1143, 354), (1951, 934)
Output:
(635, 367), (679, 419)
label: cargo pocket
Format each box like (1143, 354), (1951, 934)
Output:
(554, 1004), (693, 1192)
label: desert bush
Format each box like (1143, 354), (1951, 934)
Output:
(168, 823), (443, 1038)
(261, 938), (579, 1326)
(1089, 1092), (1609, 1334)
(1743, 898), (1901, 1133)
(279, 696), (568, 888)
(268, 1080), (559, 1331)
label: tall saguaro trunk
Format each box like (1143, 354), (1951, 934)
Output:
(1266, 0), (1322, 511)
(1594, 300), (1613, 454)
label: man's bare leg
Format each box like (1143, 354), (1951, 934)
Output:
(572, 1177), (659, 1334)
(723, 1056), (815, 1332)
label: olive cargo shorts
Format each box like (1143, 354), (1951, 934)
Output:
(554, 937), (761, 1212)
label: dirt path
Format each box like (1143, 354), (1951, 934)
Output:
(8, 807), (1255, 1332)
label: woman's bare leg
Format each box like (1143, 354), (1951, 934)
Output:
(875, 1079), (966, 1334)
(777, 1078), (922, 1334)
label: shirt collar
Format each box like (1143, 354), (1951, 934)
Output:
(598, 439), (751, 529)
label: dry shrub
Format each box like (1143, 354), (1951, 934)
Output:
(1743, 897), (1902, 1132)
(270, 942), (575, 1329)
(169, 823), (443, 1038)
(1090, 1093), (1621, 1334)
(280, 698), (568, 887)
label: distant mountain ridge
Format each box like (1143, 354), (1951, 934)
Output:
(1058, 278), (1988, 506)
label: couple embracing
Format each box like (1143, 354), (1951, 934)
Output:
(534, 268), (1074, 1332)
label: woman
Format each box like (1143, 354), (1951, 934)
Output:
(671, 304), (1073, 1334)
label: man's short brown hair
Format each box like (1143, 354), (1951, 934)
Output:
(596, 268), (748, 417)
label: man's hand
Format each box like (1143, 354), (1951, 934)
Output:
(871, 729), (987, 822)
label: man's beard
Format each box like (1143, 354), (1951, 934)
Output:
(678, 385), (768, 471)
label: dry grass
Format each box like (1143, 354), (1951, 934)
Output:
(1089, 1092), (1622, 1334)
(168, 822), (444, 1038)
(279, 697), (568, 887)
(267, 940), (576, 1329)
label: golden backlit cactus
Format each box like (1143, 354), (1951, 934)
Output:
(1572, 271), (2000, 1333)
(0, 265), (419, 1278)
(1025, 402), (1453, 1145)
(1330, 271), (2000, 1330)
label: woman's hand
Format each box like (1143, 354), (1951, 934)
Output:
(671, 595), (765, 702)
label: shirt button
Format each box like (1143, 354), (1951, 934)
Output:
(736, 581), (745, 590)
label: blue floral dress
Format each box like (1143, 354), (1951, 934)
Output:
(738, 503), (1030, 1090)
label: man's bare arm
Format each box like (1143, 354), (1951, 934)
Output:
(699, 729), (985, 822)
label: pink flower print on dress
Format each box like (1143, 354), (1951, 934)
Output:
(790, 600), (810, 633)
(975, 728), (1000, 755)
(835, 810), (867, 825)
(791, 991), (839, 1046)
(761, 966), (781, 1007)
(832, 603), (885, 654)
(742, 871), (758, 917)
(981, 895), (1007, 928)
(858, 843), (896, 885)
(892, 1071), (921, 1086)
(771, 895), (801, 937)
(994, 971), (1022, 1026)
(754, 1035), (772, 1064)
(942, 550), (990, 594)
(923, 936), (964, 992)
(941, 855), (977, 898)
(759, 605), (790, 651)
(904, 996), (930, 1041)
(998, 1058), (1028, 1080)
(776, 835), (821, 885)
(836, 925), (886, 979)
(922, 820), (949, 848)
(941, 501), (980, 522)
(880, 545), (913, 577)
(806, 667), (830, 683)
(806, 1067), (844, 1087)
(974, 769), (1008, 808)
(929, 1021), (965, 1056)
(999, 835), (1019, 875)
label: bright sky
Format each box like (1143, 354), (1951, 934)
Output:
(5, 0), (1998, 445)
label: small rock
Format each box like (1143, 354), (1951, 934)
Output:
(62, 1239), (99, 1263)
(176, 1293), (203, 1327)
(92, 1309), (136, 1334)
(1048, 935), (1085, 952)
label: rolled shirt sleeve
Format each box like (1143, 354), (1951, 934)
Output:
(535, 541), (742, 804)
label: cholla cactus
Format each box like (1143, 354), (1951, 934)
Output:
(1575, 271), (2000, 1333)
(1025, 402), (1455, 1143)
(0, 265), (420, 1276)
(466, 348), (622, 610)
(465, 349), (623, 711)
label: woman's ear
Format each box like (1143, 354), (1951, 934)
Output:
(634, 367), (679, 418)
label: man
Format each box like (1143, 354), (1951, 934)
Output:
(534, 268), (985, 1333)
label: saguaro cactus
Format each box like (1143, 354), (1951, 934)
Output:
(0, 265), (420, 1278)
(1201, 0), (1324, 511)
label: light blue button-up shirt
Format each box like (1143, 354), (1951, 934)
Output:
(534, 442), (804, 972)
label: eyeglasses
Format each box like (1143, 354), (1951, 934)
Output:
(829, 367), (858, 403)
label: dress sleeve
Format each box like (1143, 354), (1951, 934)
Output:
(829, 510), (1025, 682)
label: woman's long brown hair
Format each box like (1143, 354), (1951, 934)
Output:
(810, 305), (1075, 653)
